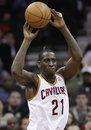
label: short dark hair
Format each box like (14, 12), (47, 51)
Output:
(9, 89), (22, 98)
(38, 46), (55, 61)
(75, 89), (87, 97)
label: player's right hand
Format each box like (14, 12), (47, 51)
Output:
(50, 9), (66, 29)
(23, 22), (39, 41)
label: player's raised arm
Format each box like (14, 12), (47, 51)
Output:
(50, 9), (83, 81)
(11, 23), (39, 86)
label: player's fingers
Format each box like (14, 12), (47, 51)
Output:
(51, 9), (58, 16)
(51, 13), (55, 22)
(51, 9), (62, 18)
(24, 22), (27, 26)
(50, 20), (54, 26)
(51, 13), (55, 19)
(30, 27), (33, 32)
(58, 13), (63, 18)
(24, 22), (29, 32)
(33, 30), (39, 37)
(23, 22), (27, 29)
(35, 30), (39, 36)
(51, 9), (55, 17)
(25, 22), (29, 27)
(50, 20), (53, 24)
(27, 24), (30, 29)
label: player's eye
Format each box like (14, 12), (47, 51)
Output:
(44, 59), (50, 62)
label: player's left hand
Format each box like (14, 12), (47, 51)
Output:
(50, 9), (66, 29)
(23, 22), (39, 41)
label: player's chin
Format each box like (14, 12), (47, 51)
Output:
(47, 69), (56, 75)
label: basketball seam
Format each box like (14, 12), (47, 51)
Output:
(31, 8), (49, 28)
(34, 3), (51, 21)
(34, 3), (50, 27)
(47, 12), (51, 20)
(41, 8), (48, 27)
(25, 3), (51, 28)
(34, 9), (47, 28)
(26, 11), (44, 23)
(27, 10), (50, 20)
(43, 10), (51, 26)
(34, 4), (43, 19)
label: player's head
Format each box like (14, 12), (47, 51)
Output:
(38, 47), (57, 76)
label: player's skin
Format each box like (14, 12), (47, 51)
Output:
(11, 9), (82, 100)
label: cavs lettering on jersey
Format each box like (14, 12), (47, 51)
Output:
(27, 74), (69, 130)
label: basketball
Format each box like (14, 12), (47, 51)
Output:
(25, 2), (51, 28)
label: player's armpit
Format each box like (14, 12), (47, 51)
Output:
(57, 58), (81, 82)
(12, 69), (38, 87)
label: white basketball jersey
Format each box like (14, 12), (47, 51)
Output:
(27, 74), (69, 130)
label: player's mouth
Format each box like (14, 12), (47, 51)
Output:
(48, 67), (55, 71)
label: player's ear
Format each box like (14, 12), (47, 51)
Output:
(37, 61), (41, 68)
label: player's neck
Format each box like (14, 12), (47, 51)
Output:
(40, 73), (56, 84)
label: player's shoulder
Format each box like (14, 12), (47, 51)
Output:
(56, 66), (65, 78)
(56, 72), (65, 82)
(56, 66), (65, 74)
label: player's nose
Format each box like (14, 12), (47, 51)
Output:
(49, 61), (54, 66)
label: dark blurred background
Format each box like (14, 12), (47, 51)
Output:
(0, 0), (91, 130)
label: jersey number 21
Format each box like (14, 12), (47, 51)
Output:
(52, 99), (64, 115)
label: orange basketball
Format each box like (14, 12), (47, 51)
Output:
(25, 2), (51, 28)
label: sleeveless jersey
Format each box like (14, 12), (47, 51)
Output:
(27, 74), (69, 130)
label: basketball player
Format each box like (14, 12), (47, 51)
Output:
(11, 9), (82, 130)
